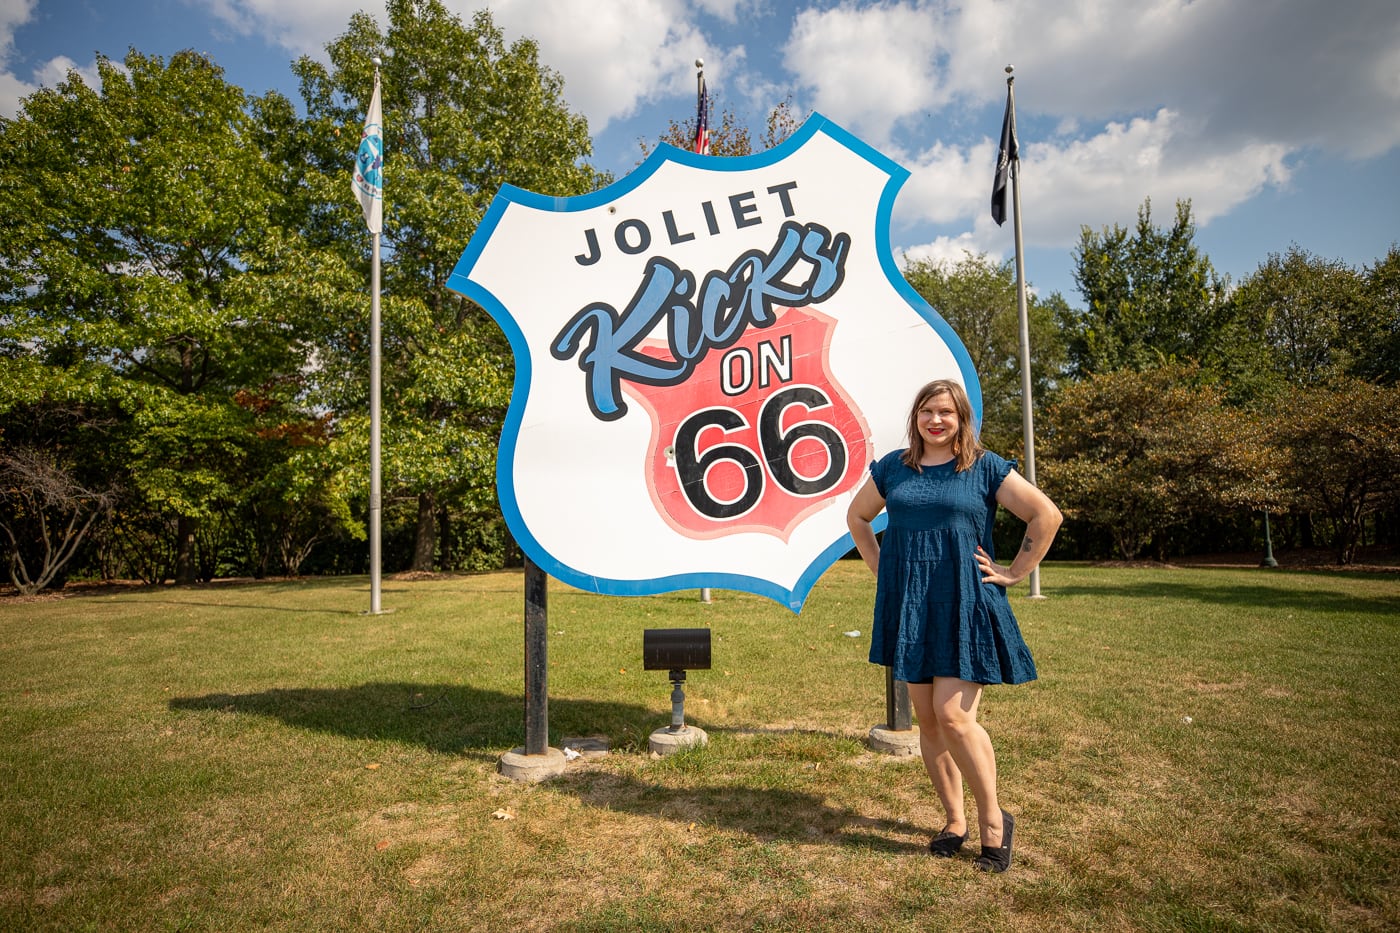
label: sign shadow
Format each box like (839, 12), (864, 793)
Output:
(169, 681), (658, 755)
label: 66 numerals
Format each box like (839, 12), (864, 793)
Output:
(671, 385), (848, 520)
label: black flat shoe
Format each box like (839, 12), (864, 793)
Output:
(973, 810), (1014, 873)
(928, 825), (966, 857)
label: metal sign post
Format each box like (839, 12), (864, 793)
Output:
(885, 667), (911, 732)
(497, 556), (566, 781)
(869, 668), (917, 755)
(523, 556), (549, 755)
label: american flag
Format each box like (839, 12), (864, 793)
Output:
(694, 75), (710, 155)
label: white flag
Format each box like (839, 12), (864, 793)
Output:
(351, 74), (383, 234)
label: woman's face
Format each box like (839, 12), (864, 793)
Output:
(916, 392), (959, 455)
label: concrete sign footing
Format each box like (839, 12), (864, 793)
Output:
(648, 725), (708, 756)
(498, 746), (567, 782)
(868, 724), (920, 756)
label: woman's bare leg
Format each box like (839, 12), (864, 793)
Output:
(907, 682), (965, 835)
(928, 677), (1005, 847)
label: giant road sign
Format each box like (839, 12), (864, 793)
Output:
(447, 114), (979, 611)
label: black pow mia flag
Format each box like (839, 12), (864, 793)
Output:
(991, 85), (1018, 227)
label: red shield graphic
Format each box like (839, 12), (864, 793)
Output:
(625, 307), (871, 541)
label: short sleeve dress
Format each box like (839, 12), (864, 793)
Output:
(867, 448), (1038, 685)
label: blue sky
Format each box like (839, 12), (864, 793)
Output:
(4, 0), (1399, 303)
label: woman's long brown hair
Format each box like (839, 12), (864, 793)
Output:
(900, 379), (984, 472)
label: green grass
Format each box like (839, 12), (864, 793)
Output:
(2, 563), (1398, 931)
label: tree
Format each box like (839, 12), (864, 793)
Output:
(1040, 365), (1281, 560)
(0, 448), (117, 596)
(1358, 245), (1400, 384)
(640, 95), (802, 160)
(0, 381), (124, 594)
(901, 252), (1065, 455)
(1063, 199), (1233, 381)
(1227, 245), (1372, 394)
(294, 0), (602, 571)
(1269, 378), (1400, 563)
(0, 50), (338, 583)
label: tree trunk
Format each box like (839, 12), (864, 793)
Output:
(174, 514), (197, 584)
(174, 340), (199, 585)
(437, 504), (451, 571)
(411, 491), (436, 572)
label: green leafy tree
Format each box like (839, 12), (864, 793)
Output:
(295, 0), (602, 571)
(1269, 377), (1400, 563)
(1227, 245), (1372, 394)
(1040, 364), (1281, 560)
(901, 252), (1065, 455)
(1359, 245), (1400, 384)
(1063, 199), (1233, 380)
(0, 50), (338, 583)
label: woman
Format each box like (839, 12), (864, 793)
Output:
(846, 379), (1061, 873)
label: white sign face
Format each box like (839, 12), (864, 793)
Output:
(447, 114), (979, 611)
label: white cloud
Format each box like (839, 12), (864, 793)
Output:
(781, 2), (947, 145)
(0, 0), (112, 117)
(31, 54), (103, 90)
(192, 0), (359, 56)
(899, 234), (996, 269)
(187, 0), (734, 132)
(898, 138), (993, 225)
(785, 0), (1400, 159)
(691, 0), (746, 22)
(0, 0), (31, 36)
(0, 0), (33, 114)
(774, 0), (1392, 271)
(8, 0), (1392, 265)
(895, 107), (1293, 257)
(0, 67), (30, 114)
(1023, 109), (1293, 237)
(483, 0), (728, 129)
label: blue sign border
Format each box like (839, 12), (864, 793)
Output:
(447, 112), (981, 611)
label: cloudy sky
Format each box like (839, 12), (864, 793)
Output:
(4, 0), (1398, 301)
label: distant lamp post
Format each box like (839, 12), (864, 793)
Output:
(1261, 512), (1279, 568)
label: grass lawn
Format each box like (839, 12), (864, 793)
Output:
(2, 562), (1397, 931)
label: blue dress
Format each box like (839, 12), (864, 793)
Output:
(867, 449), (1037, 685)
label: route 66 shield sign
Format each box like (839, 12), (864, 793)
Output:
(447, 114), (979, 611)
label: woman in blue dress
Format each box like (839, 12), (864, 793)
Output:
(846, 379), (1062, 873)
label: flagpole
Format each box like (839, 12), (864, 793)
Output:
(368, 59), (384, 614)
(695, 57), (712, 607)
(693, 59), (710, 157)
(1005, 65), (1043, 598)
(695, 60), (704, 144)
(370, 227), (383, 614)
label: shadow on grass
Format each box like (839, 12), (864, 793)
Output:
(136, 599), (364, 616)
(1052, 578), (1400, 616)
(169, 683), (926, 854)
(558, 766), (930, 856)
(169, 681), (658, 754)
